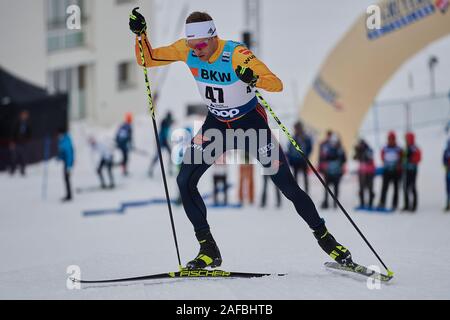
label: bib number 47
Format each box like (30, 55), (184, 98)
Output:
(205, 86), (224, 103)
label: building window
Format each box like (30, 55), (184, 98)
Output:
(118, 62), (136, 90)
(46, 0), (86, 52)
(47, 66), (87, 120)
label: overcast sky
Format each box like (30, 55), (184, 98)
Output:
(147, 0), (450, 117)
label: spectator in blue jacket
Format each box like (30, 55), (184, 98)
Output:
(58, 128), (74, 202)
(287, 121), (313, 193)
(115, 113), (133, 176)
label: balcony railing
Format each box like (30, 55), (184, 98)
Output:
(47, 28), (84, 52)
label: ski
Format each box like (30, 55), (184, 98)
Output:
(324, 262), (393, 282)
(72, 269), (286, 284)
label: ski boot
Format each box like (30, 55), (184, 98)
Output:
(313, 225), (353, 266)
(186, 230), (222, 269)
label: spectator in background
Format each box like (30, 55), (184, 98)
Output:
(88, 136), (115, 189)
(212, 153), (228, 206)
(287, 121), (312, 193)
(377, 131), (403, 211)
(9, 110), (31, 176)
(239, 152), (254, 206)
(260, 175), (281, 208)
(58, 128), (74, 202)
(402, 132), (421, 213)
(443, 138), (450, 212)
(320, 133), (346, 209)
(353, 138), (376, 209)
(149, 112), (174, 177)
(318, 130), (333, 176)
(115, 112), (133, 176)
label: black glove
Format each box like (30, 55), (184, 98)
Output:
(235, 66), (258, 87)
(129, 7), (147, 35)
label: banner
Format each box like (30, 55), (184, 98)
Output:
(300, 0), (450, 159)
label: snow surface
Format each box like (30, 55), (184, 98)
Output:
(1, 113), (450, 300)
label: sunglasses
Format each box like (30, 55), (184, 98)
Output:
(186, 38), (211, 50)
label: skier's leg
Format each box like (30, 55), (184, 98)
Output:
(293, 165), (299, 183)
(241, 106), (353, 264)
(265, 145), (352, 263)
(178, 155), (223, 269)
(178, 161), (214, 232)
(178, 114), (226, 269)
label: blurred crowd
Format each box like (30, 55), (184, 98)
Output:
(5, 110), (450, 213)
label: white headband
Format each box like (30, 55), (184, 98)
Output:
(185, 20), (217, 40)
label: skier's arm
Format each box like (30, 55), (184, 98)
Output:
(135, 34), (189, 67)
(232, 47), (283, 92)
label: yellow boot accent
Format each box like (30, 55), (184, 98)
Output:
(198, 254), (213, 266)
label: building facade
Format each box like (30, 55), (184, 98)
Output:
(0, 0), (155, 126)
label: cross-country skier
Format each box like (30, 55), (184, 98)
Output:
(129, 8), (353, 269)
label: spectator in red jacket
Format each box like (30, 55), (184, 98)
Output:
(402, 132), (421, 212)
(377, 131), (403, 211)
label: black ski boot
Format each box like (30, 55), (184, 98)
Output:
(186, 230), (222, 269)
(313, 225), (353, 266)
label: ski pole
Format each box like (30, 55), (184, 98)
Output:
(136, 32), (183, 271)
(255, 90), (394, 277)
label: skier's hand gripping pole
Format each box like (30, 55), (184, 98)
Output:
(254, 90), (394, 277)
(132, 7), (183, 271)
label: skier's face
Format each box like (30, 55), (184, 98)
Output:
(187, 37), (218, 62)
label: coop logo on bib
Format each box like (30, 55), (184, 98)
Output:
(208, 106), (240, 118)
